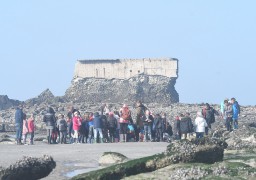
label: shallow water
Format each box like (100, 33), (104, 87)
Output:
(65, 167), (100, 178)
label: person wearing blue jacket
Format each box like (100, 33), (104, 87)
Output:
(231, 98), (240, 129)
(15, 105), (24, 145)
(93, 112), (103, 143)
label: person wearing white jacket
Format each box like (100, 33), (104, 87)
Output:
(194, 111), (208, 138)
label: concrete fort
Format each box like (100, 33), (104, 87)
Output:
(65, 58), (179, 104)
(74, 58), (178, 79)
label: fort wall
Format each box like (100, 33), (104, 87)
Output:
(74, 58), (178, 79)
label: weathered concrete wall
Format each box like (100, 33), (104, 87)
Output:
(74, 58), (178, 79)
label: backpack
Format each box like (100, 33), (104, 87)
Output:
(121, 107), (130, 120)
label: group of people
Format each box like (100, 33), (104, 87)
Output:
(41, 101), (173, 145)
(14, 98), (240, 145)
(14, 105), (35, 145)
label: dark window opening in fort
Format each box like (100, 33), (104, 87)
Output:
(138, 70), (140, 73)
(130, 70), (132, 72)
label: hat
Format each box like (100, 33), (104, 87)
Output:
(123, 104), (128, 108)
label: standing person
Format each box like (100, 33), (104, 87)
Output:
(113, 111), (120, 142)
(179, 113), (193, 140)
(15, 105), (24, 145)
(43, 107), (56, 144)
(79, 117), (88, 143)
(173, 115), (181, 140)
(72, 111), (82, 144)
(67, 106), (76, 144)
(107, 112), (117, 143)
(194, 112), (208, 138)
(87, 112), (94, 143)
(93, 112), (104, 143)
(119, 104), (131, 142)
(202, 103), (214, 135)
(153, 114), (163, 142)
(220, 98), (229, 116)
(135, 101), (147, 142)
(161, 112), (168, 138)
(143, 110), (154, 142)
(57, 114), (68, 144)
(224, 100), (233, 131)
(22, 114), (28, 145)
(185, 112), (194, 138)
(231, 98), (240, 130)
(27, 114), (35, 145)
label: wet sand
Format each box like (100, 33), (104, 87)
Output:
(0, 142), (168, 180)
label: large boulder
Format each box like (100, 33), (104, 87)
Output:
(64, 75), (179, 104)
(0, 155), (56, 180)
(99, 152), (128, 166)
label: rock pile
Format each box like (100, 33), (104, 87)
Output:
(0, 95), (20, 111)
(0, 155), (56, 180)
(64, 75), (179, 104)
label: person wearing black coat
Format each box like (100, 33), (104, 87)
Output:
(153, 114), (164, 142)
(179, 113), (193, 140)
(15, 105), (24, 145)
(107, 112), (117, 143)
(43, 107), (56, 144)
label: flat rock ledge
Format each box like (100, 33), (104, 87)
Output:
(72, 137), (227, 180)
(0, 155), (56, 180)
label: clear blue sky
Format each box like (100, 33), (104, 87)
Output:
(0, 1), (255, 105)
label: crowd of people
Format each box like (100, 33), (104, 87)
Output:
(14, 98), (240, 145)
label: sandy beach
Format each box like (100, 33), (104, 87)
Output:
(0, 142), (168, 180)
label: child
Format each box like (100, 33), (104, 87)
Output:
(57, 114), (67, 144)
(27, 114), (36, 145)
(22, 114), (28, 144)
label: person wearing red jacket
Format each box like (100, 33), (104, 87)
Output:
(27, 115), (36, 145)
(72, 111), (82, 144)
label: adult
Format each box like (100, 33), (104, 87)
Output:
(15, 105), (24, 145)
(43, 107), (56, 144)
(194, 112), (208, 138)
(67, 106), (77, 143)
(143, 110), (154, 142)
(135, 101), (147, 142)
(119, 104), (131, 142)
(173, 115), (181, 140)
(202, 103), (215, 135)
(179, 113), (193, 140)
(107, 112), (117, 143)
(231, 97), (240, 129)
(93, 112), (104, 143)
(224, 100), (233, 132)
(153, 114), (163, 142)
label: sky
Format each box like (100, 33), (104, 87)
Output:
(0, 1), (255, 105)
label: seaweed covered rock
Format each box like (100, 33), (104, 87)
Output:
(166, 137), (228, 164)
(72, 138), (227, 180)
(99, 152), (128, 166)
(0, 155), (56, 180)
